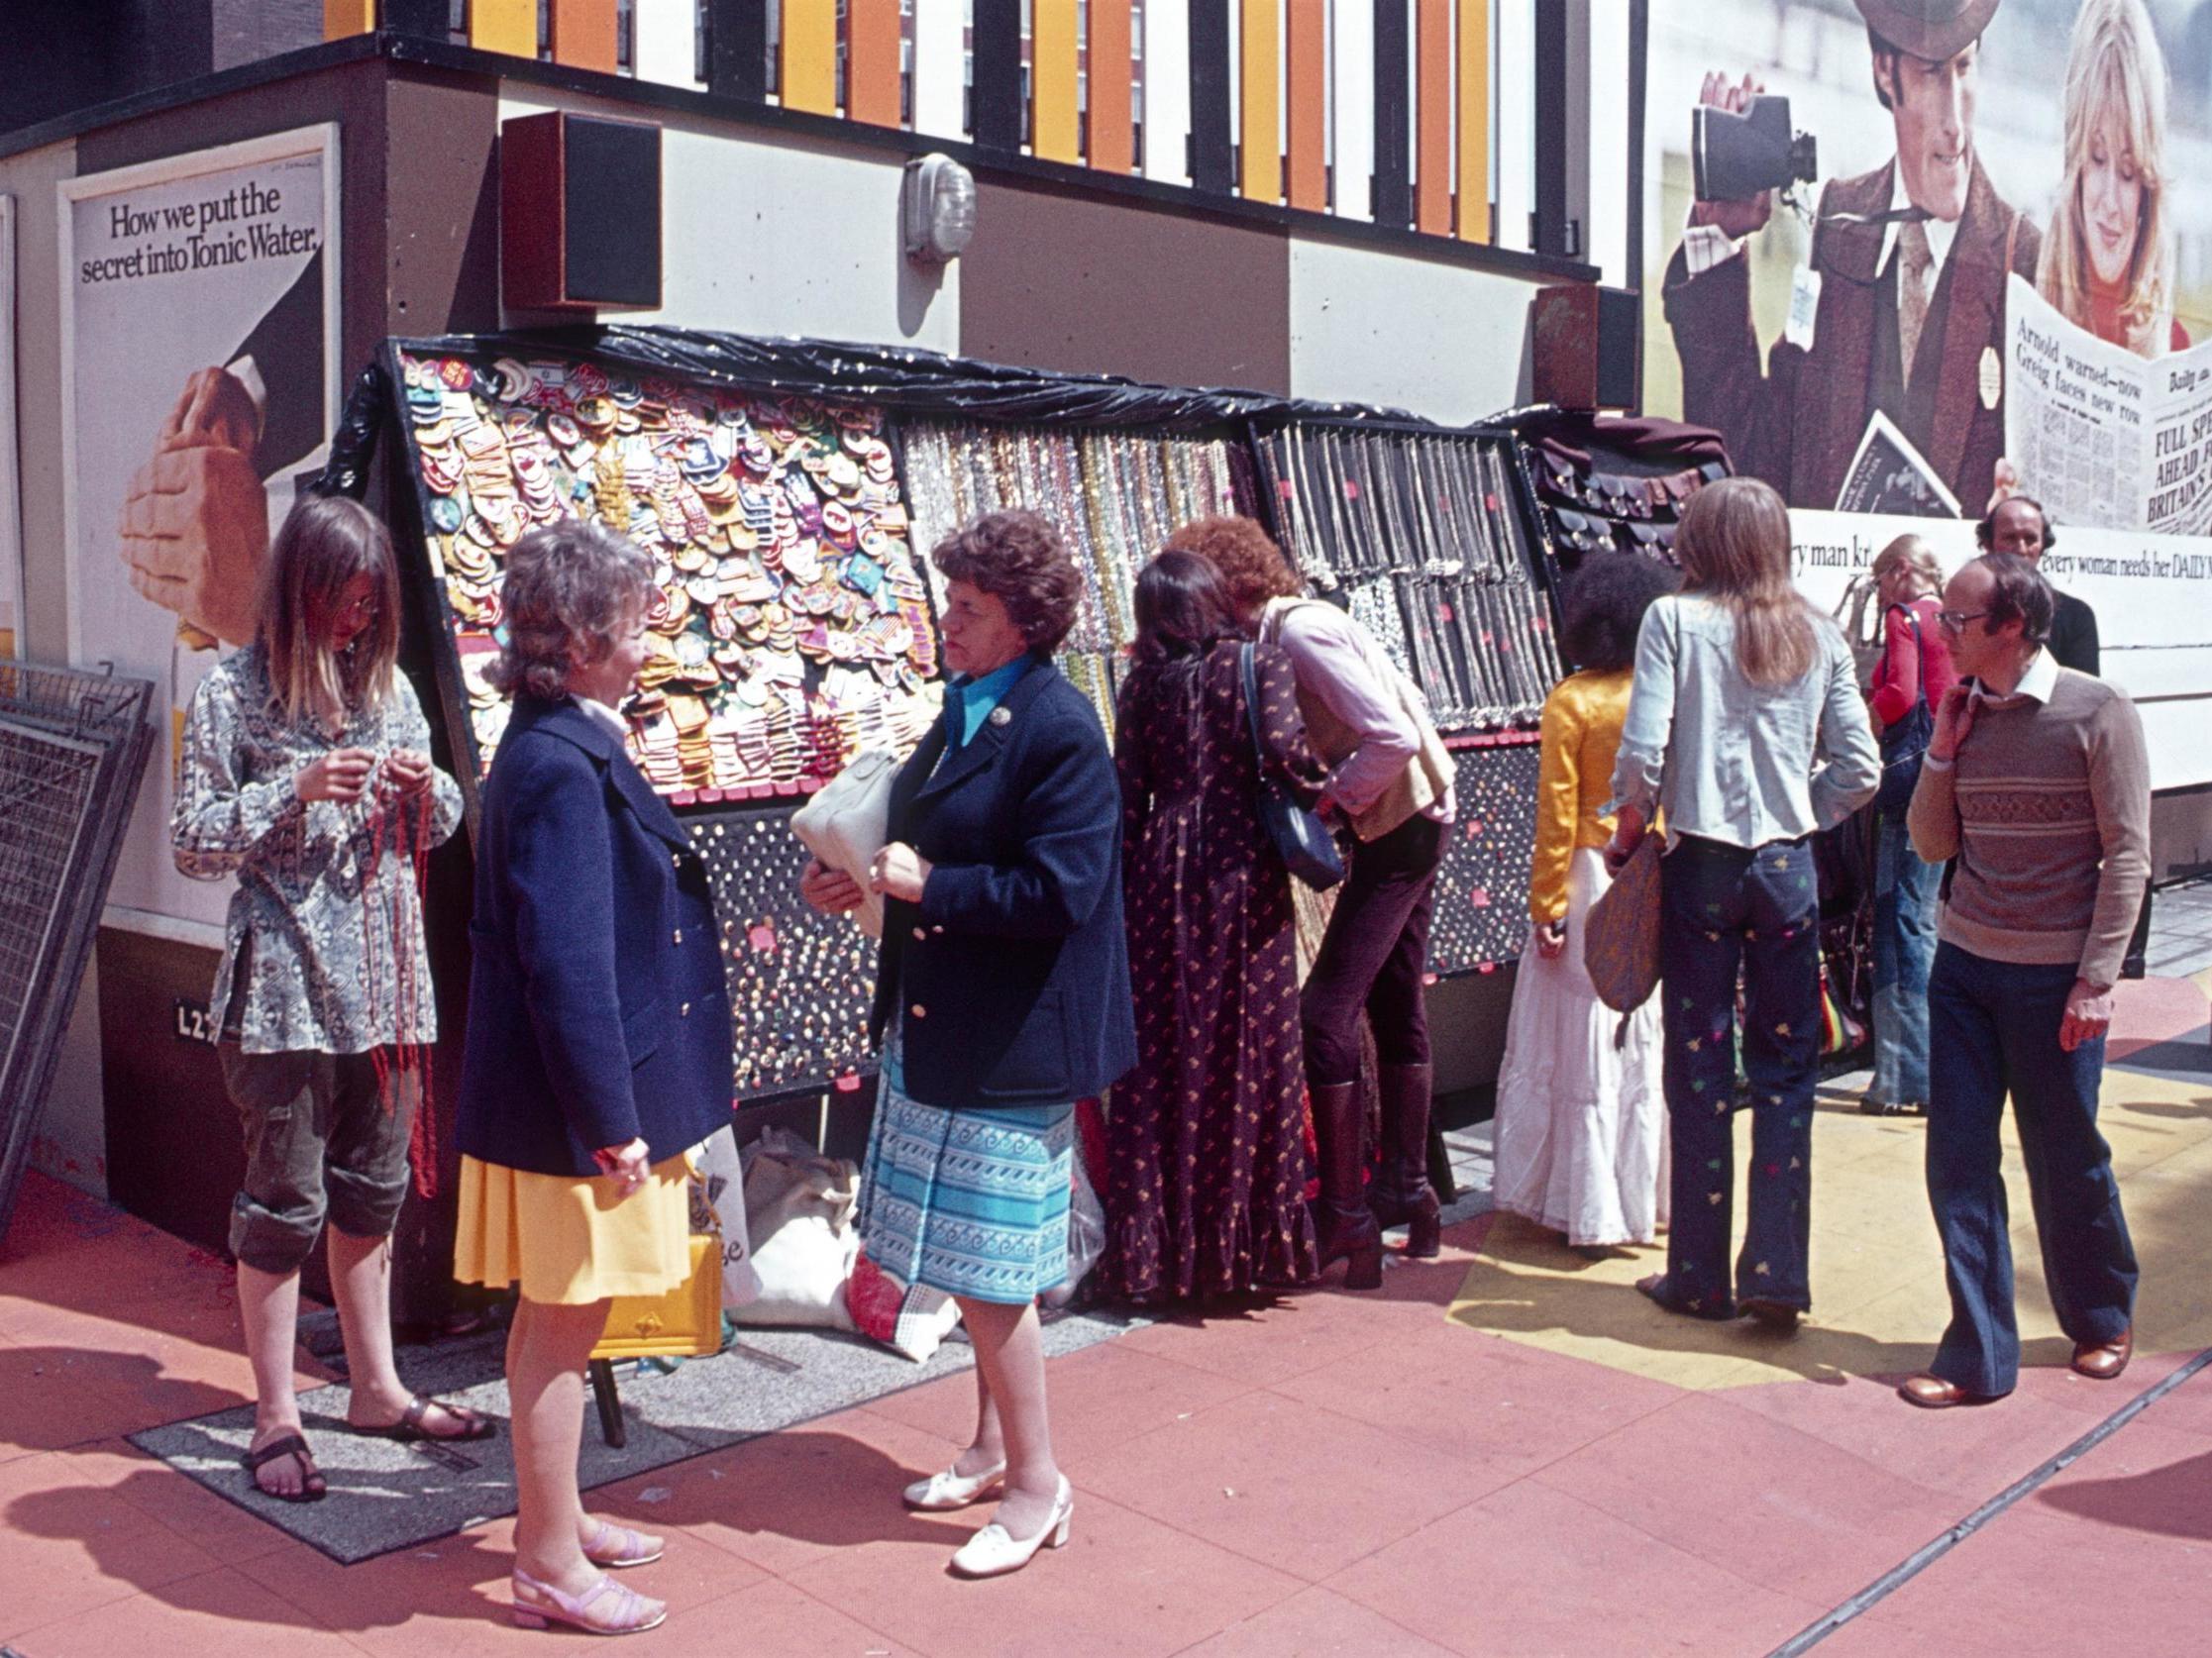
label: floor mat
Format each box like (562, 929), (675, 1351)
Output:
(127, 1307), (1144, 1564)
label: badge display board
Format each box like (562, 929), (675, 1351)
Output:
(1250, 424), (1565, 732)
(686, 804), (878, 1101)
(1426, 734), (1545, 978)
(900, 420), (1246, 732)
(392, 347), (942, 807)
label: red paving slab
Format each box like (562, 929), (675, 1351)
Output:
(8, 1148), (2212, 1655)
(1326, 1476), (1825, 1656)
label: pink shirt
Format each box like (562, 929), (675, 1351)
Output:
(1273, 601), (1455, 823)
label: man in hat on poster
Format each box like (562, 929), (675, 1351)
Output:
(1663, 0), (2040, 516)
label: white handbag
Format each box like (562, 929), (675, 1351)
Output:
(790, 747), (901, 939)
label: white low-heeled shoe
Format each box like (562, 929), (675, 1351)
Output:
(947, 1476), (1073, 1579)
(902, 1458), (1006, 1511)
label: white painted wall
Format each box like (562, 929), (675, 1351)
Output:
(498, 92), (959, 350)
(1140, 0), (1193, 185)
(911, 0), (966, 142)
(1287, 234), (1533, 423)
(631, 0), (705, 93)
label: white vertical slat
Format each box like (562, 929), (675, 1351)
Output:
(1141, 0), (1192, 185)
(1330, 0), (1374, 219)
(912, 0), (966, 140)
(1494, 0), (1535, 253)
(632, 0), (703, 91)
(1584, 0), (1631, 284)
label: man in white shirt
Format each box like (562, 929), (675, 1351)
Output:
(1662, 0), (2038, 515)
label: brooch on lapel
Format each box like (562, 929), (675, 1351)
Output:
(988, 706), (1012, 727)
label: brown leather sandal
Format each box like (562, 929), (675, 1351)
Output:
(349, 1394), (498, 1442)
(242, 1432), (327, 1503)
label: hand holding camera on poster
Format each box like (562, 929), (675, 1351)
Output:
(1690, 72), (1775, 240)
(294, 747), (374, 804)
(117, 365), (271, 647)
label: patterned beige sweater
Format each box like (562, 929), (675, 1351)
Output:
(1907, 665), (2151, 990)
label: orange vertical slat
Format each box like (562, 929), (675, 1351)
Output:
(847, 0), (902, 127)
(1033, 0), (1080, 161)
(1285, 0), (1325, 210)
(549, 0), (618, 72)
(472, 0), (537, 57)
(1238, 0), (1281, 204)
(1087, 0), (1133, 172)
(1416, 0), (1452, 234)
(781, 0), (838, 114)
(1455, 0), (1492, 241)
(323, 0), (373, 38)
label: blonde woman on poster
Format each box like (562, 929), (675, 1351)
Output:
(2038, 0), (2187, 357)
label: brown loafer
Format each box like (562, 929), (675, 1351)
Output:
(1897, 1373), (2005, 1409)
(2071, 1328), (2133, 1381)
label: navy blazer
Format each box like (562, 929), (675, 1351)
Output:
(457, 696), (733, 1178)
(871, 655), (1136, 1108)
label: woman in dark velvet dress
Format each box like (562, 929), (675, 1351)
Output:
(1105, 550), (1329, 1298)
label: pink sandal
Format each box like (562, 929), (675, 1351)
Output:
(510, 1567), (666, 1635)
(583, 1519), (665, 1569)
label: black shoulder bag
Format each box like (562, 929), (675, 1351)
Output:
(1239, 644), (1344, 891)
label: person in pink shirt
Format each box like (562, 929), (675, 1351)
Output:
(1864, 535), (1955, 1115)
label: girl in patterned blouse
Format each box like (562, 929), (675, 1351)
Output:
(172, 494), (485, 1505)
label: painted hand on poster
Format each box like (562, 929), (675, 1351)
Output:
(118, 367), (270, 646)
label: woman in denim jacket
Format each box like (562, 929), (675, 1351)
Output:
(1606, 478), (1878, 1327)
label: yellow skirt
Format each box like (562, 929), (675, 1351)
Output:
(454, 1150), (696, 1306)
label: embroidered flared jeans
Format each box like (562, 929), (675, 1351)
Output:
(1656, 835), (1822, 1317)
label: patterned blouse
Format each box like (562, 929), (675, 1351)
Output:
(171, 643), (463, 1055)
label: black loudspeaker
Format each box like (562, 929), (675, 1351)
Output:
(1530, 282), (1642, 411)
(501, 111), (663, 313)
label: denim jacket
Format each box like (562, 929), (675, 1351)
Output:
(1609, 593), (1878, 850)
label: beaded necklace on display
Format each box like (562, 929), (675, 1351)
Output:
(360, 765), (440, 1198)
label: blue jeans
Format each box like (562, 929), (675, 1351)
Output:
(1656, 836), (1822, 1316)
(1925, 943), (2138, 1397)
(1869, 810), (1939, 1106)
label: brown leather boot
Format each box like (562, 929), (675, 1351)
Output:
(1369, 1064), (1441, 1258)
(1308, 1081), (1383, 1290)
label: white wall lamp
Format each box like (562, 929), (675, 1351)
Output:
(901, 154), (977, 264)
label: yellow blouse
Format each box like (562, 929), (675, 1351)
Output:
(1528, 669), (1633, 925)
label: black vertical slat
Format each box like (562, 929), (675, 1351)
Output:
(972, 0), (1023, 151)
(1628, 0), (1648, 293)
(706, 0), (767, 101)
(1187, 0), (1232, 192)
(1371, 0), (1411, 229)
(382, 0), (449, 40)
(1532, 0), (1570, 257)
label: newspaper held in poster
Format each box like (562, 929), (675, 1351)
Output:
(61, 127), (336, 934)
(2006, 274), (2212, 538)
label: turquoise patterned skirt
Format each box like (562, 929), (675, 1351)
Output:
(857, 1051), (1074, 1305)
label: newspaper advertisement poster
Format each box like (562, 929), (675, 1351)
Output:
(2007, 273), (2212, 536)
(58, 126), (339, 936)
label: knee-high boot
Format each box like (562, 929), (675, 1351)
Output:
(1369, 1063), (1441, 1259)
(1308, 1081), (1383, 1290)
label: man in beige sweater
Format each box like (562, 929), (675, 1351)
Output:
(1899, 554), (2149, 1407)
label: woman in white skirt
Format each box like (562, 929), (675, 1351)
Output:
(1493, 555), (1679, 1249)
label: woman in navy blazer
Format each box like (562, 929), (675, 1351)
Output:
(454, 522), (730, 1638)
(803, 511), (1133, 1580)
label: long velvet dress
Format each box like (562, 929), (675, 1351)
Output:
(1105, 638), (1329, 1297)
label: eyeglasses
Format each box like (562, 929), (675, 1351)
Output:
(1936, 609), (1990, 635)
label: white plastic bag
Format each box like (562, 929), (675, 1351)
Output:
(691, 1126), (764, 1310)
(729, 1126), (860, 1330)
